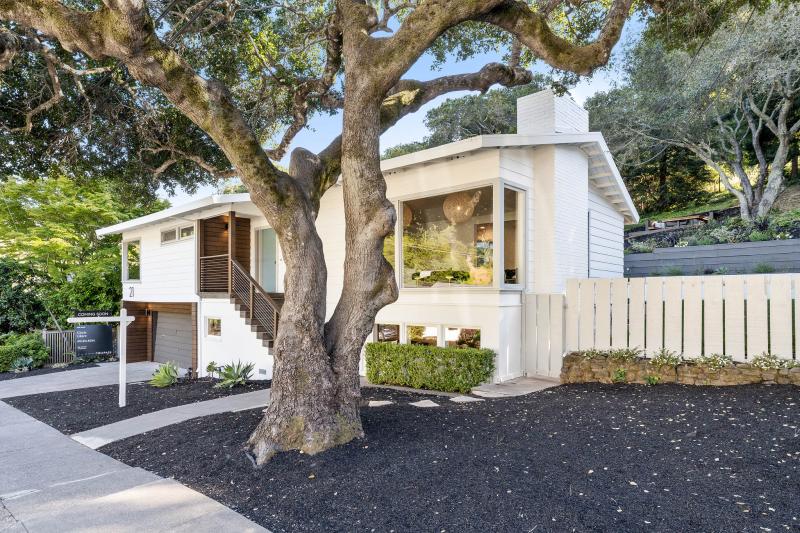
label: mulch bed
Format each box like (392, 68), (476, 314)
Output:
(101, 384), (799, 532)
(0, 363), (99, 382)
(6, 378), (271, 434)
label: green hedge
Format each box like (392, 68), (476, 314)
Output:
(365, 342), (495, 393)
(0, 333), (49, 372)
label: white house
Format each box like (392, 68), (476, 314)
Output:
(96, 90), (638, 383)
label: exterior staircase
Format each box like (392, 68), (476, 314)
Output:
(200, 253), (283, 348)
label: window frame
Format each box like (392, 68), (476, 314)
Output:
(205, 317), (222, 339)
(395, 180), (497, 291)
(499, 182), (527, 289)
(442, 325), (482, 349)
(160, 223), (196, 246)
(122, 238), (142, 283)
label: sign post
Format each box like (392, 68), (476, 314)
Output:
(68, 309), (135, 407)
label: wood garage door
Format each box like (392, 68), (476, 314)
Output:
(154, 312), (193, 369)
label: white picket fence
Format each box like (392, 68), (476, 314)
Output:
(526, 274), (800, 378)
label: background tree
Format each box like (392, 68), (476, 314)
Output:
(383, 78), (549, 158)
(0, 259), (47, 334)
(618, 3), (800, 219)
(0, 0), (668, 463)
(584, 88), (714, 215)
(0, 174), (167, 326)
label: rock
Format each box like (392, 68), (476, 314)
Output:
(450, 395), (484, 403)
(410, 400), (440, 408)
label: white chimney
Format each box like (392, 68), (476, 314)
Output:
(516, 89), (589, 135)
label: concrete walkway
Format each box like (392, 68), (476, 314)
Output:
(472, 375), (560, 398)
(0, 401), (268, 533)
(0, 362), (162, 399)
(71, 389), (271, 449)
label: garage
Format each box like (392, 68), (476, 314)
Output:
(154, 312), (193, 369)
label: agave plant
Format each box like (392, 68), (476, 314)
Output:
(214, 361), (255, 389)
(149, 361), (180, 388)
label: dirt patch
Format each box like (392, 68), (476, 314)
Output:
(6, 378), (271, 434)
(774, 184), (800, 212)
(102, 384), (798, 532)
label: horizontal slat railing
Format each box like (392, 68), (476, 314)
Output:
(200, 254), (229, 292)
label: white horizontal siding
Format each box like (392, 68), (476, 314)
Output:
(588, 183), (624, 278)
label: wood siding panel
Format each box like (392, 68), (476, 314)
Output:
(704, 277), (724, 356)
(769, 275), (793, 358)
(683, 277), (702, 358)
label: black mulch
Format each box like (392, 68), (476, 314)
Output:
(0, 363), (99, 382)
(6, 379), (271, 434)
(100, 384), (800, 532)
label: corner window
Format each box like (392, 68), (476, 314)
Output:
(407, 325), (438, 346)
(206, 318), (222, 337)
(445, 327), (481, 349)
(161, 228), (177, 244)
(375, 324), (399, 343)
(401, 185), (493, 287)
(503, 187), (523, 285)
(123, 240), (141, 281)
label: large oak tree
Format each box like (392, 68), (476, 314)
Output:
(1, 0), (665, 464)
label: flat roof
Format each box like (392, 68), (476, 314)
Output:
(97, 132), (638, 237)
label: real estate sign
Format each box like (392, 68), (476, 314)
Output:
(75, 325), (114, 357)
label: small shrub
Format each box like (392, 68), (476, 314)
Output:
(695, 353), (733, 371)
(366, 343), (495, 393)
(607, 347), (642, 362)
(611, 368), (627, 383)
(644, 374), (660, 386)
(663, 266), (684, 276)
(712, 266), (729, 275)
(750, 352), (793, 370)
(0, 333), (49, 373)
(627, 240), (656, 254)
(752, 262), (775, 274)
(149, 361), (180, 388)
(747, 229), (773, 242)
(579, 348), (607, 359)
(206, 361), (219, 378)
(11, 356), (34, 372)
(214, 361), (255, 389)
(649, 348), (682, 368)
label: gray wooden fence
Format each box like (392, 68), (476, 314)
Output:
(42, 329), (75, 365)
(625, 239), (800, 277)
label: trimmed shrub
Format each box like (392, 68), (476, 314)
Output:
(365, 343), (495, 393)
(0, 333), (49, 373)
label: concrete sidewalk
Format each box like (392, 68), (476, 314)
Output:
(71, 389), (271, 449)
(0, 401), (268, 533)
(0, 362), (162, 399)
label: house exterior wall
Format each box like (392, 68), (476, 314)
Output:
(121, 221), (198, 303)
(588, 183), (625, 277)
(198, 296), (273, 380)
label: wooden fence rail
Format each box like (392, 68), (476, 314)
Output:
(42, 329), (75, 365)
(526, 274), (800, 377)
(564, 274), (799, 361)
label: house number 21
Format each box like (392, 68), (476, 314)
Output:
(128, 286), (134, 298)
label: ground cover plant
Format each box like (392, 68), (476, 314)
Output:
(6, 379), (272, 434)
(101, 384), (800, 532)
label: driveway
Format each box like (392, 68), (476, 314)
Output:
(0, 401), (267, 532)
(0, 362), (161, 399)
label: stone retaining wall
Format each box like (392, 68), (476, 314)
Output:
(561, 353), (800, 386)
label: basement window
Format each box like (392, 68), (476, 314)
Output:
(375, 324), (400, 344)
(206, 318), (222, 337)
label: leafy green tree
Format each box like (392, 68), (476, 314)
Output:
(0, 0), (672, 461)
(0, 174), (167, 325)
(585, 88), (714, 215)
(0, 259), (47, 334)
(384, 80), (549, 158)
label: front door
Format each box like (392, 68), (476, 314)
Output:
(257, 228), (278, 292)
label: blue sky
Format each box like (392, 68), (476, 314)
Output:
(165, 19), (642, 205)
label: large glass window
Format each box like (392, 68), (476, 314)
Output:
(401, 185), (493, 287)
(504, 187), (523, 284)
(445, 327), (481, 349)
(123, 240), (140, 281)
(407, 325), (439, 346)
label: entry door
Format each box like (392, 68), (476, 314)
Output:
(258, 228), (278, 292)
